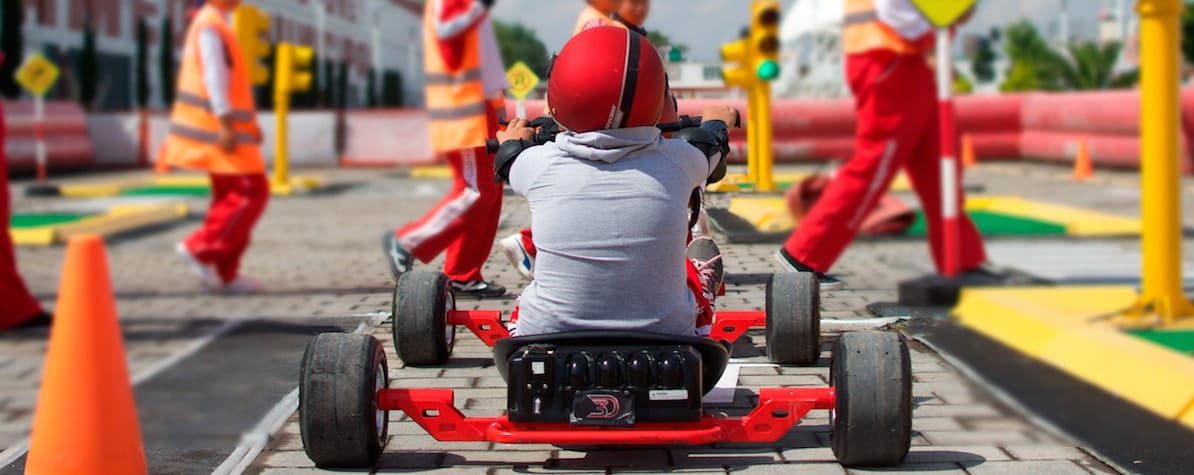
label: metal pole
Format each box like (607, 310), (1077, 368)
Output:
(34, 94), (46, 183)
(745, 87), (760, 187)
(753, 81), (776, 192)
(274, 44), (290, 187)
(936, 27), (960, 278)
(1133, 0), (1192, 325)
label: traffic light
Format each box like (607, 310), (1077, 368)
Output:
(749, 0), (781, 81)
(232, 4), (271, 85)
(274, 43), (314, 95)
(720, 29), (752, 88)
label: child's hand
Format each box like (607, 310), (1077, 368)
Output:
(498, 118), (535, 143)
(701, 106), (739, 128)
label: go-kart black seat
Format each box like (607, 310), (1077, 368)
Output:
(493, 330), (731, 395)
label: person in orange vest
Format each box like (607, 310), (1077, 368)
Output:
(381, 0), (509, 298)
(162, 0), (268, 294)
(776, 0), (988, 287)
(0, 64), (52, 332)
(574, 0), (622, 34)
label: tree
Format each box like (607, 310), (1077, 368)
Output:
(1053, 41), (1138, 90)
(365, 67), (377, 107)
(79, 11), (98, 110)
(999, 20), (1135, 92)
(0, 0), (24, 98)
(970, 37), (996, 83)
(493, 20), (549, 78)
(135, 18), (149, 108)
(336, 61), (348, 108)
(322, 59), (334, 107)
(159, 16), (175, 106)
(647, 30), (688, 58)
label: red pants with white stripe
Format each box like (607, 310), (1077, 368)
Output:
(184, 173), (270, 283)
(396, 144), (503, 283)
(782, 50), (986, 274)
(0, 114), (45, 329)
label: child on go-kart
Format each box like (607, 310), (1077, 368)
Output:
(493, 26), (737, 338)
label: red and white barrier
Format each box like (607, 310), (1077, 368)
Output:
(4, 100), (93, 172)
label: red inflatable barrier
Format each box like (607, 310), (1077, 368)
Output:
(1020, 91), (1141, 135)
(340, 108), (433, 167)
(3, 100), (94, 172)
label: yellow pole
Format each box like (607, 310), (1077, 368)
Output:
(753, 81), (776, 192)
(1133, 0), (1194, 325)
(273, 44), (290, 187)
(745, 86), (760, 187)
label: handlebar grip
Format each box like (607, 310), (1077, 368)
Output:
(485, 138), (500, 155)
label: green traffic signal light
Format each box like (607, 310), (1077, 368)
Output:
(756, 59), (779, 81)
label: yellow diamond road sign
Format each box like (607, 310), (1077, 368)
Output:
(506, 61), (539, 100)
(908, 0), (978, 28)
(15, 53), (60, 96)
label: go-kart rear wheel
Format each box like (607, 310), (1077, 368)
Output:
(765, 271), (821, 365)
(299, 332), (389, 468)
(830, 331), (912, 467)
(393, 270), (456, 366)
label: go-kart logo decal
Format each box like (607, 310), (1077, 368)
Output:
(585, 394), (620, 419)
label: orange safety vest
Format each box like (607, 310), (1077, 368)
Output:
(161, 5), (264, 174)
(841, 0), (922, 55)
(424, 4), (489, 153)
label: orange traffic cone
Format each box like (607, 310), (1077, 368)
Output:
(24, 235), (147, 475)
(153, 142), (169, 174)
(1072, 139), (1093, 181)
(961, 134), (977, 169)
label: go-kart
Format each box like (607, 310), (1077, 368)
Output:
(297, 271), (913, 469)
(389, 270), (823, 366)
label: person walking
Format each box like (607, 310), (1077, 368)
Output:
(162, 0), (269, 294)
(381, 0), (508, 298)
(776, 0), (987, 287)
(0, 86), (51, 332)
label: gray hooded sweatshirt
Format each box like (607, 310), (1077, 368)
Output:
(508, 126), (717, 336)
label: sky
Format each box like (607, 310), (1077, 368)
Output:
(490, 0), (1123, 62)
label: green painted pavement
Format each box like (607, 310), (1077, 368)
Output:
(1128, 329), (1194, 356)
(906, 210), (1068, 236)
(10, 213), (95, 228)
(120, 185), (211, 196)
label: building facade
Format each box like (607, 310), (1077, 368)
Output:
(15, 0), (424, 111)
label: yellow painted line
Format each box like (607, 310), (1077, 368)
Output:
(967, 196), (1141, 236)
(151, 175), (210, 187)
(955, 286), (1194, 430)
(726, 197), (792, 233)
(9, 227), (56, 246)
(55, 203), (189, 242)
(411, 166), (453, 179)
(268, 176), (324, 196)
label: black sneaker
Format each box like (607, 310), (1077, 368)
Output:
(450, 280), (507, 298)
(686, 237), (724, 303)
(774, 248), (842, 289)
(381, 231), (413, 279)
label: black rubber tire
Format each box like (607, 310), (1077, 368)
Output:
(393, 270), (456, 366)
(299, 333), (389, 468)
(765, 271), (821, 365)
(830, 332), (912, 467)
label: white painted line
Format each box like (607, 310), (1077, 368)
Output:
(211, 317), (384, 475)
(0, 319), (245, 470)
(822, 317), (904, 331)
(705, 363), (779, 404)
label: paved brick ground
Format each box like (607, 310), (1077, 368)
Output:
(5, 162), (1182, 473)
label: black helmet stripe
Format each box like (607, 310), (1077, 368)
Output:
(616, 29), (641, 129)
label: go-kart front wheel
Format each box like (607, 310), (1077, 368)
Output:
(765, 271), (821, 365)
(830, 331), (912, 467)
(299, 332), (389, 468)
(393, 270), (456, 366)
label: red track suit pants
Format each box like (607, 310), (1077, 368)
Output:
(0, 128), (44, 329)
(184, 173), (270, 283)
(782, 50), (986, 273)
(395, 105), (503, 283)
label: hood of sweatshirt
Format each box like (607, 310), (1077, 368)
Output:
(553, 126), (662, 164)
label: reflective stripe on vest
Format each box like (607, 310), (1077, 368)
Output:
(423, 2), (489, 152)
(161, 4), (264, 174)
(842, 0), (920, 55)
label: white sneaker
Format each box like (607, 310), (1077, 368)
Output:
(220, 275), (263, 294)
(499, 233), (535, 281)
(175, 242), (220, 289)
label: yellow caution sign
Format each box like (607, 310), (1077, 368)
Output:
(506, 61), (540, 100)
(908, 0), (978, 28)
(15, 53), (60, 96)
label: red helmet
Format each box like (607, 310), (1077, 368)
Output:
(548, 26), (666, 133)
